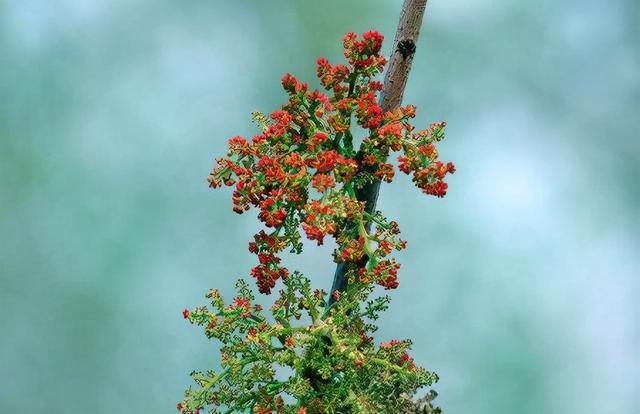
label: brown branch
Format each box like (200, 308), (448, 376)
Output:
(328, 0), (430, 304)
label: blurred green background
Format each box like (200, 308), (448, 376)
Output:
(1, 0), (638, 413)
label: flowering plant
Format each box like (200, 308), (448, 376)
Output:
(179, 31), (454, 414)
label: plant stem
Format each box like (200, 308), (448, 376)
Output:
(328, 0), (430, 305)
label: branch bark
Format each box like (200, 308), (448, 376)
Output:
(328, 0), (430, 304)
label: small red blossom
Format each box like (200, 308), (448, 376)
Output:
(265, 110), (292, 138)
(307, 150), (343, 173)
(369, 259), (401, 289)
(375, 163), (395, 183)
(258, 197), (287, 228)
(311, 173), (335, 193)
(399, 352), (416, 370)
(316, 57), (350, 90)
(377, 122), (404, 150)
(228, 135), (251, 156)
(302, 222), (326, 245)
(307, 131), (329, 152)
(356, 92), (383, 129)
(342, 31), (385, 69)
(310, 90), (332, 112)
(336, 97), (354, 112)
(251, 262), (289, 294)
(381, 339), (401, 349)
(369, 80), (384, 91)
(385, 105), (417, 122)
(234, 296), (250, 307)
(281, 73), (307, 94)
(421, 181), (449, 197)
(338, 237), (366, 262)
(182, 309), (190, 319)
(362, 154), (378, 166)
(362, 30), (384, 54)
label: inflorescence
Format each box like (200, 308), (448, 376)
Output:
(180, 31), (453, 414)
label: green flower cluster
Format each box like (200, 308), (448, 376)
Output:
(180, 274), (437, 414)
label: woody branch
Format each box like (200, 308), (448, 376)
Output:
(329, 0), (429, 304)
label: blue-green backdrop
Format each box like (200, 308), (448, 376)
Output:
(1, 1), (638, 413)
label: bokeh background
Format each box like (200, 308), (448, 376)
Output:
(1, 0), (638, 413)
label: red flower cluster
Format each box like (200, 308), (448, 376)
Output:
(302, 200), (338, 246)
(250, 253), (289, 294)
(343, 31), (386, 69)
(317, 57), (350, 92)
(356, 92), (383, 129)
(398, 121), (456, 197)
(359, 258), (401, 289)
(281, 73), (307, 94)
(338, 236), (367, 263)
(311, 173), (335, 193)
(207, 31), (454, 294)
